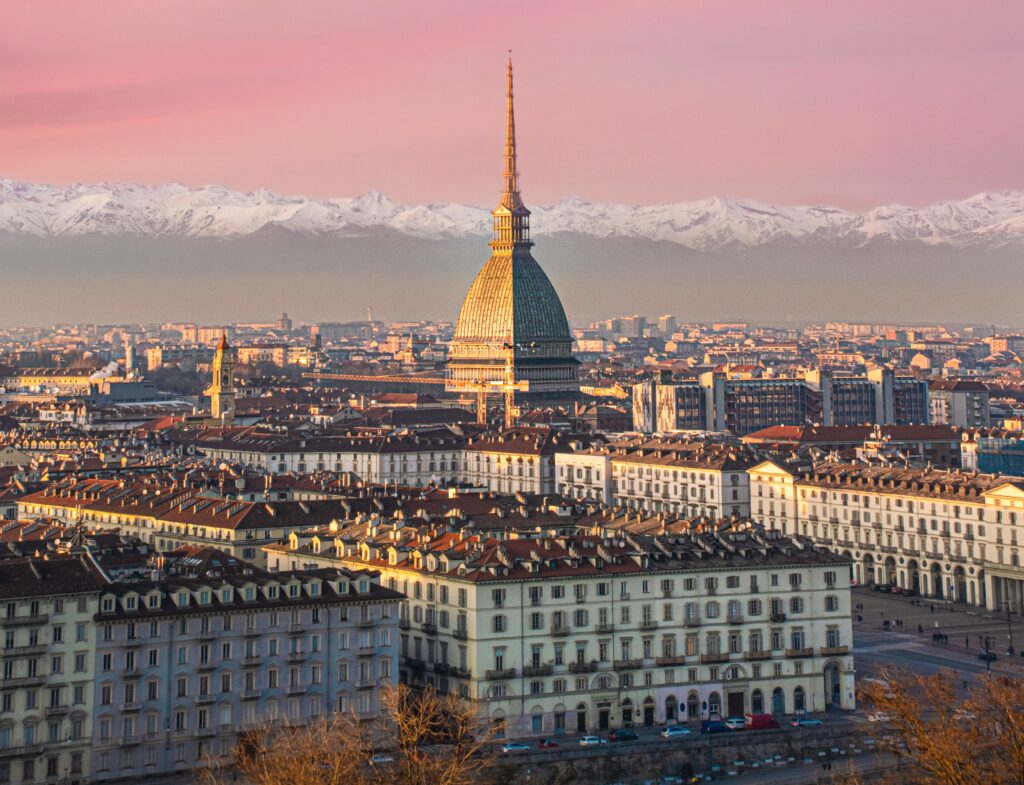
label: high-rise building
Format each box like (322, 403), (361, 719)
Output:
(447, 61), (579, 408)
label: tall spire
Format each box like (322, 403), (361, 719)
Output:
(493, 55), (531, 249)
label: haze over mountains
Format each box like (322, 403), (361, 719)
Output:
(0, 177), (1021, 327)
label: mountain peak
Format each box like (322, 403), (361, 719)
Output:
(0, 177), (1022, 249)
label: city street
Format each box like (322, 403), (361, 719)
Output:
(851, 586), (1024, 684)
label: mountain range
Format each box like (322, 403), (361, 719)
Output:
(3, 178), (1024, 249)
(0, 177), (1021, 327)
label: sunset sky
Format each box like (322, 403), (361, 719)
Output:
(3, 0), (1022, 209)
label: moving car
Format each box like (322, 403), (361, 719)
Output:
(501, 742), (531, 754)
(579, 736), (607, 746)
(790, 718), (823, 728)
(662, 725), (692, 738)
(537, 738), (559, 749)
(700, 720), (730, 734)
(724, 717), (746, 730)
(744, 713), (780, 730)
(609, 728), (639, 742)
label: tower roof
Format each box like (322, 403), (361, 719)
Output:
(451, 59), (572, 349)
(217, 332), (230, 351)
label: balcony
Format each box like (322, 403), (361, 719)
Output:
(595, 623), (615, 634)
(485, 668), (517, 680)
(0, 676), (46, 689)
(356, 679), (376, 690)
(44, 704), (70, 717)
(744, 650), (771, 661)
(421, 622), (437, 636)
(242, 656), (261, 667)
(785, 647), (814, 658)
(196, 661), (215, 672)
(196, 726), (216, 737)
(285, 652), (307, 663)
(453, 628), (468, 640)
(243, 627), (261, 638)
(523, 664), (553, 677)
(0, 644), (46, 658)
(0, 614), (49, 628)
(655, 655), (686, 666)
(118, 701), (141, 712)
(357, 617), (376, 629)
(194, 694), (215, 705)
(612, 658), (642, 671)
(639, 620), (659, 631)
(0, 745), (45, 759)
(286, 624), (304, 636)
(286, 685), (307, 696)
(699, 653), (729, 664)
(241, 690), (262, 701)
(448, 665), (471, 679)
(120, 735), (142, 747)
(198, 630), (216, 641)
(683, 617), (701, 628)
(122, 667), (141, 679)
(356, 646), (376, 657)
(820, 645), (850, 656)
(433, 662), (450, 675)
(568, 661), (597, 674)
(402, 657), (425, 670)
(398, 619), (411, 630)
(770, 612), (787, 623)
(726, 614), (744, 625)
(124, 636), (143, 648)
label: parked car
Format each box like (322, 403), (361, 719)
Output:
(866, 712), (891, 723)
(662, 725), (692, 738)
(744, 713), (780, 730)
(609, 728), (639, 741)
(579, 736), (607, 746)
(978, 651), (998, 662)
(791, 718), (823, 728)
(701, 720), (730, 734)
(368, 754), (395, 765)
(502, 742), (531, 754)
(537, 738), (559, 749)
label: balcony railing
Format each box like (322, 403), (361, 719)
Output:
(485, 668), (516, 680)
(241, 690), (262, 701)
(595, 623), (615, 634)
(568, 661), (597, 674)
(820, 645), (849, 656)
(785, 647), (814, 658)
(726, 614), (744, 625)
(655, 655), (686, 666)
(453, 628), (468, 640)
(550, 625), (570, 637)
(770, 612), (787, 623)
(0, 614), (49, 628)
(699, 653), (729, 664)
(612, 658), (642, 671)
(639, 620), (658, 631)
(0, 644), (46, 658)
(683, 617), (701, 628)
(743, 650), (771, 661)
(523, 664), (553, 677)
(421, 622), (437, 636)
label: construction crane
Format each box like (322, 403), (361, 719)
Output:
(303, 342), (528, 429)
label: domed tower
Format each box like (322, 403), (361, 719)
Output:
(206, 333), (236, 424)
(447, 60), (580, 408)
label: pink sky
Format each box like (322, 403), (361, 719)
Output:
(2, 0), (1022, 208)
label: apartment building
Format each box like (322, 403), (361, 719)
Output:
(556, 436), (756, 519)
(929, 380), (991, 428)
(266, 522), (854, 738)
(181, 426), (597, 496)
(90, 566), (401, 782)
(750, 460), (1024, 610)
(0, 557), (103, 785)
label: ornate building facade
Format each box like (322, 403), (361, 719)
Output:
(447, 61), (580, 409)
(205, 334), (235, 424)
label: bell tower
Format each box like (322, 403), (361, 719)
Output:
(206, 333), (236, 424)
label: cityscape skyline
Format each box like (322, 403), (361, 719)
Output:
(4, 1), (1023, 209)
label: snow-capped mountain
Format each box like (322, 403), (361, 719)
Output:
(2, 177), (1024, 249)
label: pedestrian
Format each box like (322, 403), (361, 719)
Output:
(918, 624), (923, 634)
(966, 636), (969, 648)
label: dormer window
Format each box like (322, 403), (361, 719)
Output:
(148, 594), (159, 609)
(101, 598), (114, 613)
(177, 592), (189, 607)
(267, 586), (279, 599)
(338, 581), (349, 594)
(244, 587), (256, 602)
(125, 596), (137, 610)
(199, 591), (211, 605)
(310, 583), (320, 597)
(221, 589), (232, 603)
(289, 584), (299, 598)
(358, 580), (369, 594)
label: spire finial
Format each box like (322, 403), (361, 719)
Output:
(504, 56), (518, 200)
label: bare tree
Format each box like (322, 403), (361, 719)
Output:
(196, 684), (496, 785)
(851, 667), (1024, 785)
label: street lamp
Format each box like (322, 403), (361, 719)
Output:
(1005, 601), (1016, 656)
(984, 636), (994, 673)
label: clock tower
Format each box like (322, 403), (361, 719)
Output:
(206, 333), (236, 424)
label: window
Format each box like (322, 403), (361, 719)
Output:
(492, 615), (506, 633)
(825, 595), (839, 612)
